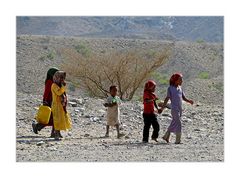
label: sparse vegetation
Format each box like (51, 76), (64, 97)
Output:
(74, 42), (91, 57)
(198, 71), (209, 79)
(38, 50), (56, 61)
(213, 83), (223, 92)
(151, 72), (169, 85)
(146, 49), (157, 59)
(38, 56), (46, 61)
(47, 50), (56, 60)
(196, 39), (205, 43)
(61, 48), (171, 100)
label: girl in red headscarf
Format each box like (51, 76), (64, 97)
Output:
(142, 80), (161, 143)
(159, 73), (193, 144)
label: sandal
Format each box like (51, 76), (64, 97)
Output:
(162, 136), (169, 143)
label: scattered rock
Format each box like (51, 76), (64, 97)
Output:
(74, 109), (80, 113)
(90, 117), (100, 122)
(68, 101), (77, 107)
(49, 147), (57, 151)
(79, 107), (86, 112)
(36, 141), (45, 146)
(84, 133), (90, 137)
(162, 113), (171, 117)
(98, 109), (105, 114)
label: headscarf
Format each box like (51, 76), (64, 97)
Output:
(143, 80), (157, 103)
(45, 67), (59, 84)
(53, 71), (66, 86)
(144, 80), (156, 92)
(169, 73), (182, 86)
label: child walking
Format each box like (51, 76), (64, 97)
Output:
(159, 73), (193, 144)
(103, 85), (123, 138)
(51, 71), (72, 140)
(32, 67), (59, 137)
(142, 80), (161, 143)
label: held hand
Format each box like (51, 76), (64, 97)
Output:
(188, 100), (194, 105)
(158, 108), (163, 114)
(62, 81), (66, 86)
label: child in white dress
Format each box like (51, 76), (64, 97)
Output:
(103, 85), (123, 138)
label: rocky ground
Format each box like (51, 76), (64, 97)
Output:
(16, 92), (223, 162)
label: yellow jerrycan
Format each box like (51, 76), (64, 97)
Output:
(35, 105), (51, 124)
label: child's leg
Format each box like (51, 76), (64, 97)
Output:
(151, 115), (160, 141)
(116, 124), (120, 138)
(142, 114), (151, 142)
(54, 130), (60, 140)
(116, 124), (124, 138)
(50, 126), (55, 138)
(162, 131), (170, 143)
(175, 132), (181, 144)
(105, 125), (109, 137)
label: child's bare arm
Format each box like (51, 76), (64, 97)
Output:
(182, 95), (194, 105)
(103, 102), (117, 107)
(158, 97), (170, 113)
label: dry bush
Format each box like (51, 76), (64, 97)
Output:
(61, 47), (171, 100)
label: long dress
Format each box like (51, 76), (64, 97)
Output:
(51, 83), (72, 131)
(106, 96), (121, 126)
(167, 85), (184, 133)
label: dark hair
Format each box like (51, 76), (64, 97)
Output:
(169, 73), (182, 86)
(109, 85), (117, 92)
(45, 67), (59, 84)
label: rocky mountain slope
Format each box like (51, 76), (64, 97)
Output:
(17, 16), (223, 42)
(16, 35), (223, 104)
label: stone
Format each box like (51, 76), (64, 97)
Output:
(36, 141), (45, 146)
(85, 114), (92, 118)
(49, 147), (57, 151)
(68, 101), (77, 107)
(162, 113), (171, 117)
(84, 133), (90, 137)
(91, 117), (100, 122)
(79, 107), (85, 112)
(76, 99), (84, 105)
(74, 109), (80, 113)
(98, 109), (106, 114)
(125, 135), (130, 139)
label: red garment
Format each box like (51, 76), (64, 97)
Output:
(43, 80), (53, 104)
(170, 73), (182, 86)
(143, 91), (157, 114)
(144, 80), (156, 91)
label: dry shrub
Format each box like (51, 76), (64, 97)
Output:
(61, 47), (171, 100)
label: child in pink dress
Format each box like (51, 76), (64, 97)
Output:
(159, 73), (193, 144)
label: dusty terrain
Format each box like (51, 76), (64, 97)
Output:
(16, 35), (224, 162)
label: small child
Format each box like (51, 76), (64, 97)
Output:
(103, 85), (123, 138)
(142, 80), (161, 143)
(159, 73), (193, 144)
